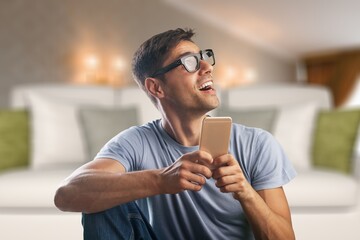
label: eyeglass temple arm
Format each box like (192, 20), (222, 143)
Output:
(150, 59), (182, 77)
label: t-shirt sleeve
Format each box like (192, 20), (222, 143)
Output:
(250, 130), (297, 191)
(95, 127), (143, 172)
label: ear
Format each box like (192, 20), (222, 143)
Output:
(145, 77), (165, 99)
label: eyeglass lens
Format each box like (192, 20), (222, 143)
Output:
(184, 57), (198, 72)
(183, 50), (214, 72)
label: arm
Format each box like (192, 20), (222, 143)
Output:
(212, 154), (295, 240)
(245, 188), (294, 240)
(54, 151), (213, 214)
(54, 158), (162, 213)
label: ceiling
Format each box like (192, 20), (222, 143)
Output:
(164, 0), (360, 60)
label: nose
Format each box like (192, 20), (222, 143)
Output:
(198, 59), (213, 75)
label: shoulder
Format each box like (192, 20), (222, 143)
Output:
(96, 120), (162, 168)
(116, 119), (161, 140)
(231, 123), (274, 144)
(231, 124), (296, 190)
(230, 123), (281, 159)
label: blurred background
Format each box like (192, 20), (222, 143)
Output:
(1, 0), (360, 107)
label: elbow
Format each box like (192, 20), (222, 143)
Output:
(54, 184), (95, 213)
(54, 186), (67, 211)
(54, 185), (75, 212)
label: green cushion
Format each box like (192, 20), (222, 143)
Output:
(0, 109), (29, 171)
(78, 106), (139, 160)
(217, 107), (278, 133)
(312, 108), (360, 174)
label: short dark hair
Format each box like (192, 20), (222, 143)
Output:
(132, 28), (195, 105)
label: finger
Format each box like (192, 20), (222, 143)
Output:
(189, 173), (207, 186)
(179, 178), (203, 192)
(185, 161), (213, 179)
(178, 163), (210, 183)
(212, 165), (239, 180)
(213, 154), (238, 168)
(186, 150), (213, 165)
(219, 183), (241, 193)
(215, 175), (238, 188)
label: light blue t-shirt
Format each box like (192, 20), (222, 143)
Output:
(96, 119), (296, 240)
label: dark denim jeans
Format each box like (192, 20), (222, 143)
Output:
(82, 202), (158, 240)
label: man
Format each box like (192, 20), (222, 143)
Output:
(55, 28), (296, 240)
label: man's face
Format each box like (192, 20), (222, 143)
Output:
(158, 40), (219, 115)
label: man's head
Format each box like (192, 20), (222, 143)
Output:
(132, 28), (195, 105)
(132, 28), (219, 117)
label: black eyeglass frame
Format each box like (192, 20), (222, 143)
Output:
(150, 49), (215, 78)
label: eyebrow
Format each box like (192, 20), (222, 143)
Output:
(178, 51), (194, 58)
(174, 50), (199, 61)
(161, 50), (200, 68)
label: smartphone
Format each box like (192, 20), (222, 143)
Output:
(199, 116), (232, 158)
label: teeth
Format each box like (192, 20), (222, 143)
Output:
(199, 81), (213, 90)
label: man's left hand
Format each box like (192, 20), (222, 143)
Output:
(212, 154), (253, 201)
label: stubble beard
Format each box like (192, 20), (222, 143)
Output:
(190, 93), (220, 115)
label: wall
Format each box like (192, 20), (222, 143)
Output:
(0, 0), (296, 107)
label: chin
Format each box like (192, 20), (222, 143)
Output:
(205, 102), (220, 113)
(211, 97), (220, 108)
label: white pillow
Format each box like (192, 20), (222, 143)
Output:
(273, 102), (319, 171)
(27, 93), (110, 169)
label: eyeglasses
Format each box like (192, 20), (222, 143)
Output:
(150, 49), (215, 78)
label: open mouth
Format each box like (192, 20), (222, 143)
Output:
(199, 81), (214, 91)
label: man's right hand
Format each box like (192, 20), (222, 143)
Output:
(159, 150), (213, 194)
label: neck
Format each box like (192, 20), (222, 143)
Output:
(161, 113), (206, 147)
